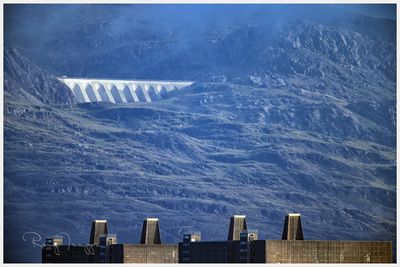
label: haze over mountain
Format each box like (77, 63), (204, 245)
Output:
(4, 4), (396, 262)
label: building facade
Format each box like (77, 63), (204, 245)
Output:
(266, 240), (392, 263)
(109, 244), (178, 263)
(42, 214), (393, 263)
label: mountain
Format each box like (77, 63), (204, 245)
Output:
(3, 5), (396, 263)
(4, 45), (76, 105)
(4, 5), (396, 82)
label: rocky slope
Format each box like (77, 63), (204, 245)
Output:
(4, 46), (76, 105)
(5, 5), (396, 82)
(4, 5), (396, 262)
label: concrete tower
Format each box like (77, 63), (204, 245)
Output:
(227, 215), (247, 241)
(89, 220), (108, 245)
(281, 213), (304, 240)
(140, 218), (162, 245)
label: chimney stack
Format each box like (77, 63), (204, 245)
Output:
(140, 218), (162, 245)
(228, 215), (247, 241)
(282, 213), (304, 240)
(89, 220), (108, 245)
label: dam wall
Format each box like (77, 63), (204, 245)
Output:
(58, 77), (193, 103)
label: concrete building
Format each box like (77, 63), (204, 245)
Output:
(42, 244), (103, 263)
(109, 244), (178, 263)
(179, 240), (241, 263)
(43, 218), (177, 264)
(42, 214), (393, 263)
(177, 213), (392, 263)
(266, 240), (392, 263)
(239, 230), (259, 263)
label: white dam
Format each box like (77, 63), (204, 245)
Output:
(58, 77), (194, 103)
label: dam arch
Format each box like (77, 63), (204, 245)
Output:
(110, 85), (124, 103)
(135, 86), (149, 102)
(147, 86), (159, 101)
(97, 84), (113, 103)
(85, 84), (98, 102)
(159, 86), (168, 98)
(71, 83), (87, 102)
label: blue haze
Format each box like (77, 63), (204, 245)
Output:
(3, 4), (397, 262)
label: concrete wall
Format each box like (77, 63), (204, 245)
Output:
(58, 77), (193, 103)
(121, 244), (178, 263)
(43, 240), (392, 263)
(179, 241), (242, 263)
(266, 240), (392, 263)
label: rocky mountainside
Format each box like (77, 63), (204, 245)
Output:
(4, 46), (76, 105)
(4, 5), (396, 263)
(5, 5), (396, 83)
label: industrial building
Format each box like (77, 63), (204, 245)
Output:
(109, 218), (178, 263)
(43, 218), (177, 263)
(42, 213), (392, 263)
